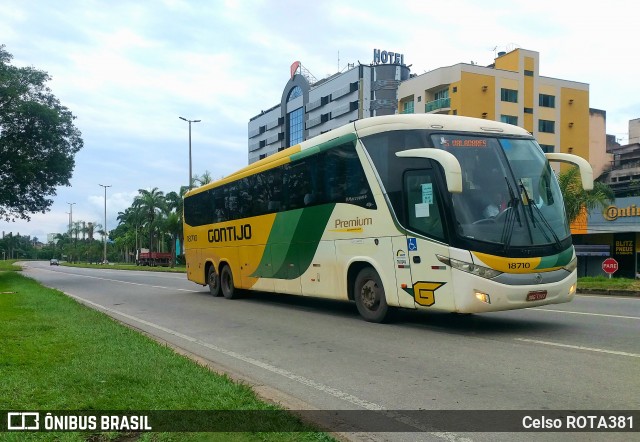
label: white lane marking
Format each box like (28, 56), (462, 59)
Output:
(531, 307), (639, 321)
(65, 292), (469, 441)
(515, 338), (640, 358)
(34, 267), (201, 293)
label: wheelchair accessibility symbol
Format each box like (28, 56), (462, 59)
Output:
(407, 238), (418, 251)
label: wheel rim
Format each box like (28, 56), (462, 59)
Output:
(360, 280), (379, 311)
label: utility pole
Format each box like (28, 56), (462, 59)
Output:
(179, 117), (201, 190)
(99, 184), (111, 264)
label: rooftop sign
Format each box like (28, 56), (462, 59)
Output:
(373, 49), (405, 66)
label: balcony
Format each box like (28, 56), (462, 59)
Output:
(425, 97), (450, 113)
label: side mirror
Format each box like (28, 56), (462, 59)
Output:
(545, 153), (594, 190)
(395, 148), (463, 193)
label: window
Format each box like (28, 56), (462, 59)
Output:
(287, 86), (302, 101)
(288, 107), (304, 145)
(452, 86), (458, 93)
(404, 170), (445, 241)
(435, 89), (449, 101)
(539, 144), (554, 153)
(524, 107), (533, 114)
(539, 94), (556, 108)
(500, 88), (518, 103)
(184, 142), (376, 226)
(524, 70), (534, 77)
(539, 120), (555, 133)
(402, 101), (414, 114)
(500, 115), (518, 125)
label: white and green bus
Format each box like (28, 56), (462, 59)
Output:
(183, 114), (592, 322)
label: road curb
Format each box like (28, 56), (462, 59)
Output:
(577, 288), (640, 297)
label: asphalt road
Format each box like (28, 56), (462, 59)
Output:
(20, 261), (640, 442)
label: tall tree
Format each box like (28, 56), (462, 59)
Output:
(165, 188), (186, 256)
(0, 45), (83, 221)
(558, 166), (614, 223)
(132, 187), (165, 253)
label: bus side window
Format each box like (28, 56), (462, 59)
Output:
(404, 170), (445, 241)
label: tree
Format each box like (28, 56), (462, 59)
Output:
(558, 166), (614, 223)
(162, 211), (181, 268)
(133, 187), (166, 253)
(165, 188), (186, 256)
(193, 170), (213, 187)
(0, 45), (83, 221)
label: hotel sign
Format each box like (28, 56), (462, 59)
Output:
(373, 48), (405, 66)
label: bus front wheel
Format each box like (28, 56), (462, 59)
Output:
(220, 265), (238, 299)
(207, 265), (221, 297)
(354, 267), (388, 323)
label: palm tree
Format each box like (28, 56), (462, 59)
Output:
(166, 188), (187, 256)
(193, 170), (213, 187)
(163, 212), (181, 267)
(133, 187), (166, 253)
(558, 166), (615, 223)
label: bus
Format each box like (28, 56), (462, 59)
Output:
(183, 114), (593, 322)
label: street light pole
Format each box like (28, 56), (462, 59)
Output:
(99, 184), (112, 264)
(179, 117), (201, 190)
(67, 202), (76, 236)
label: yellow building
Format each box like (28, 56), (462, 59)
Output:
(398, 48), (591, 162)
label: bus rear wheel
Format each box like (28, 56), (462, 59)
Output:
(220, 265), (238, 299)
(207, 265), (221, 297)
(354, 267), (388, 323)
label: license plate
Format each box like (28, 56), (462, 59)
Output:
(526, 290), (547, 301)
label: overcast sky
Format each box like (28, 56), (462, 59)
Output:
(1, 0), (638, 241)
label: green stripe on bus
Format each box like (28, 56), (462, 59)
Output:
(537, 246), (573, 269)
(251, 204), (336, 279)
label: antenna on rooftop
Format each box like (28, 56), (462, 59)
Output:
(299, 62), (317, 84)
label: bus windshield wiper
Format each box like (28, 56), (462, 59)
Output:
(519, 179), (562, 250)
(501, 177), (521, 253)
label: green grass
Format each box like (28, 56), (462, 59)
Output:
(0, 267), (336, 442)
(0, 259), (21, 272)
(577, 275), (640, 291)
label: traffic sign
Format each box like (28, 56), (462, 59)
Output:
(602, 257), (618, 275)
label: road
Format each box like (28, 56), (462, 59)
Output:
(21, 261), (639, 442)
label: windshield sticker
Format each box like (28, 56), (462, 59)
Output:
(421, 183), (433, 204)
(415, 203), (430, 218)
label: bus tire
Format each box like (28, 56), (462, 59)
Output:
(354, 267), (388, 323)
(220, 265), (238, 299)
(207, 265), (221, 297)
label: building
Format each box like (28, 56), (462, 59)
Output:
(247, 50), (410, 163)
(397, 48), (600, 169)
(598, 118), (640, 196)
(571, 195), (640, 278)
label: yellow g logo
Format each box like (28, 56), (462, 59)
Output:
(413, 282), (445, 307)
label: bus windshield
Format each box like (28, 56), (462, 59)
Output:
(431, 134), (570, 250)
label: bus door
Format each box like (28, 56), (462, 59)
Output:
(402, 169), (456, 311)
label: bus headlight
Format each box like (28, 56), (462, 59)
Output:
(569, 283), (577, 296)
(475, 291), (491, 304)
(564, 257), (578, 273)
(437, 255), (502, 280)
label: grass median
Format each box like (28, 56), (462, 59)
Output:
(0, 261), (336, 441)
